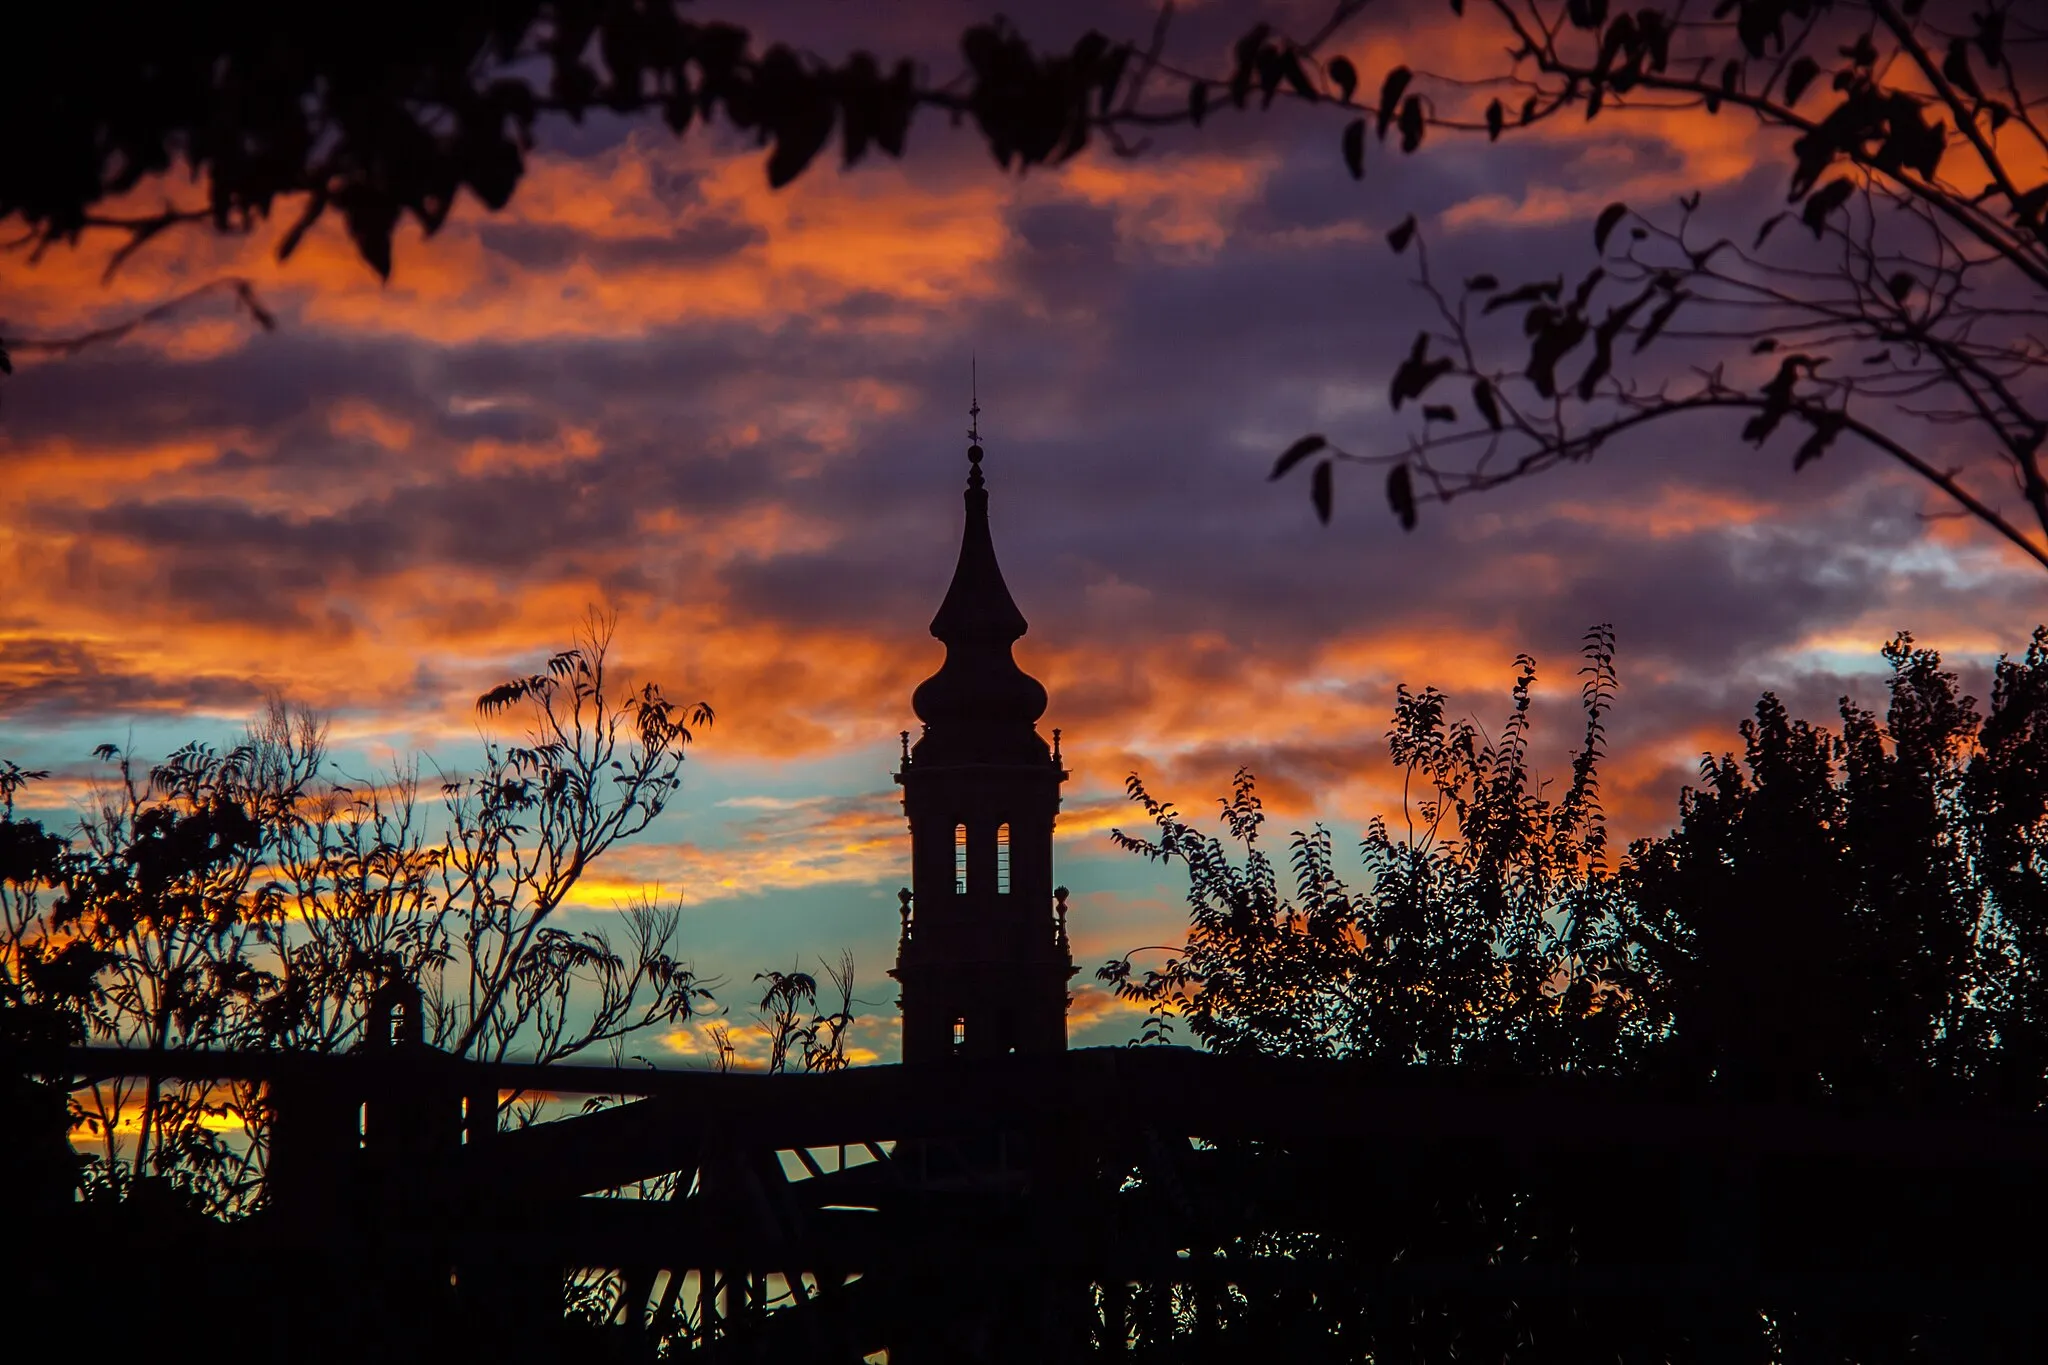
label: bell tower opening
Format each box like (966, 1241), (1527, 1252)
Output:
(890, 406), (1075, 1065)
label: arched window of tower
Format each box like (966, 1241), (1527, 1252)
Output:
(954, 824), (968, 894)
(996, 823), (1011, 894)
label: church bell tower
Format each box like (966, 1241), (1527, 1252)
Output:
(891, 421), (1073, 1064)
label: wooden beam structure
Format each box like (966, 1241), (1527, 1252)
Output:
(41, 1044), (2048, 1362)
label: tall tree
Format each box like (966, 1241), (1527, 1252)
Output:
(1, 619), (716, 1217)
(1101, 626), (2048, 1359)
(1111, 624), (2048, 1101)
(1103, 626), (1646, 1073)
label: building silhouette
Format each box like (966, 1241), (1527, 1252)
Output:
(891, 435), (1074, 1063)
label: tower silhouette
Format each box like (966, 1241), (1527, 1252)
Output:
(892, 425), (1073, 1064)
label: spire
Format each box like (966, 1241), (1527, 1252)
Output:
(910, 386), (1049, 761)
(927, 442), (1028, 646)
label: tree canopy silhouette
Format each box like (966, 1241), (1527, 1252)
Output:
(1093, 624), (2048, 1359)
(1108, 624), (2048, 1104)
(1, 617), (718, 1216)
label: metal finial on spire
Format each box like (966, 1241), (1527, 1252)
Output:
(966, 356), (985, 489)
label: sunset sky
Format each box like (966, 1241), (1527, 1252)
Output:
(4, 0), (2042, 1063)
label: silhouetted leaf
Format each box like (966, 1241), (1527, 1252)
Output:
(1188, 80), (1210, 127)
(1576, 336), (1614, 398)
(1274, 46), (1311, 105)
(2014, 184), (2048, 228)
(1753, 337), (1778, 353)
(1579, 283), (1651, 398)
(1711, 58), (1741, 115)
(1784, 56), (1820, 104)
(1483, 278), (1563, 313)
(1794, 410), (1846, 469)
(1271, 434), (1327, 480)
(1473, 378), (1502, 430)
(1888, 272), (1915, 302)
(1252, 48), (1284, 108)
(1423, 404), (1456, 423)
(1633, 289), (1687, 352)
(1977, 7), (2006, 65)
(1387, 463), (1417, 529)
(1387, 215), (1417, 253)
(1754, 212), (1786, 248)
(339, 190), (398, 280)
(1594, 202), (1628, 252)
(1230, 23), (1271, 109)
(1342, 118), (1366, 180)
(1398, 95), (1425, 152)
(768, 98), (836, 187)
(1464, 274), (1499, 292)
(1486, 98), (1504, 141)
(1391, 333), (1456, 409)
(1741, 353), (1822, 445)
(1573, 265), (1605, 310)
(1802, 177), (1855, 236)
(1943, 37), (1982, 101)
(1311, 459), (1334, 523)
(1328, 55), (1359, 103)
(478, 675), (553, 715)
(1377, 68), (1412, 139)
(1638, 9), (1673, 71)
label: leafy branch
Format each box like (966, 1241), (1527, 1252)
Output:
(1265, 0), (2048, 568)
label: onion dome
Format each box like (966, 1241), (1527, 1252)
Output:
(910, 443), (1050, 764)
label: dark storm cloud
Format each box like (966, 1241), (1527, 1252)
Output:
(0, 635), (266, 717)
(1, 328), (404, 443)
(65, 461), (654, 608)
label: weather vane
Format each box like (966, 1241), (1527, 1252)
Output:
(969, 353), (981, 448)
